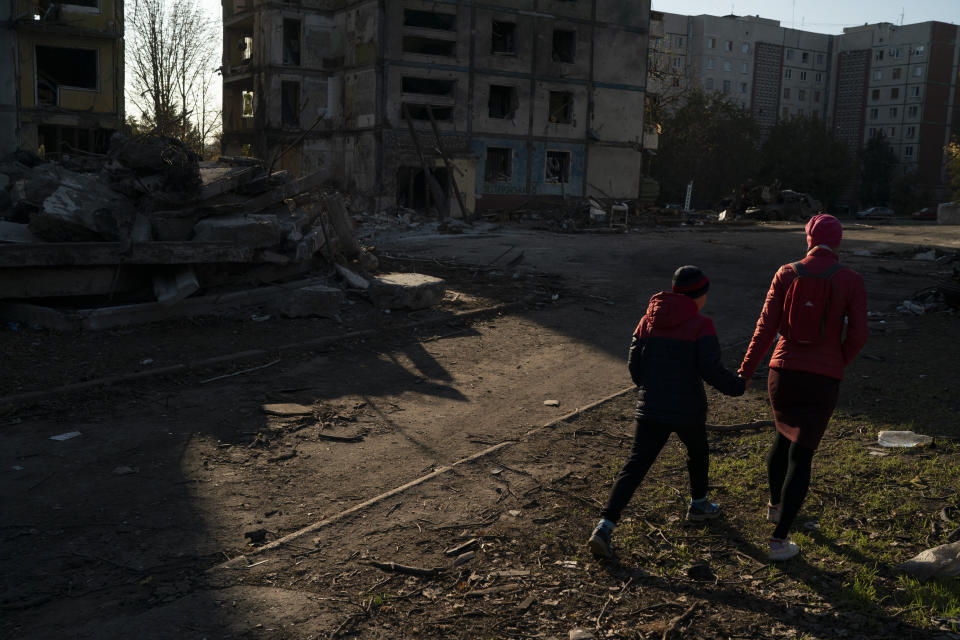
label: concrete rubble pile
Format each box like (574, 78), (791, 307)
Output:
(0, 134), (445, 330)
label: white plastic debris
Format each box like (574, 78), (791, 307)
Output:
(877, 430), (933, 448)
(543, 399), (560, 407)
(49, 431), (82, 441)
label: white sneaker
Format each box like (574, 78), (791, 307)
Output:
(766, 503), (781, 523)
(769, 537), (799, 561)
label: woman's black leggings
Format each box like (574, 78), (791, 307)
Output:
(767, 431), (815, 539)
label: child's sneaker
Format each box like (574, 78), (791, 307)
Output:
(588, 522), (614, 559)
(769, 537), (800, 561)
(766, 503), (781, 523)
(686, 498), (722, 521)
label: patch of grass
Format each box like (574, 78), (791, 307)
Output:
(896, 576), (960, 630)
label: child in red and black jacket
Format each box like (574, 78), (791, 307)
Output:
(588, 266), (747, 559)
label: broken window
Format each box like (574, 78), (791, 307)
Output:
(242, 91), (255, 117)
(36, 45), (97, 105)
(401, 77), (456, 96)
(890, 87), (899, 99)
(548, 91), (572, 124)
(283, 19), (300, 65)
(403, 9), (456, 30)
(403, 36), (456, 57)
(241, 36), (253, 61)
(552, 29), (575, 63)
(545, 150), (570, 184)
(488, 85), (517, 119)
(491, 21), (516, 55)
(281, 81), (299, 126)
(485, 147), (511, 182)
(401, 103), (453, 120)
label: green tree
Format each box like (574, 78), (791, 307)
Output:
(653, 90), (760, 209)
(946, 138), (960, 202)
(759, 115), (852, 210)
(859, 132), (898, 206)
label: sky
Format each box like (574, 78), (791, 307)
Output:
(653, 0), (959, 34)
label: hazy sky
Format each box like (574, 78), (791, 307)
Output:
(654, 0), (958, 34)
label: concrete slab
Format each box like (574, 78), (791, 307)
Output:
(369, 272), (446, 309)
(192, 214), (281, 247)
(276, 284), (343, 318)
(0, 220), (34, 243)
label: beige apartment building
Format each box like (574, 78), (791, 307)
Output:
(220, 0), (652, 213)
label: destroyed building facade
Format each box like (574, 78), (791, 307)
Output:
(219, 0), (652, 214)
(648, 13), (960, 202)
(0, 0), (125, 157)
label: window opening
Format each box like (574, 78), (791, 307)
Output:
(403, 37), (456, 57)
(552, 29), (576, 63)
(403, 9), (455, 30)
(402, 77), (456, 96)
(548, 91), (573, 123)
(283, 19), (300, 65)
(401, 103), (453, 120)
(545, 150), (571, 184)
(242, 91), (255, 117)
(485, 147), (511, 182)
(488, 85), (518, 119)
(36, 45), (97, 105)
(491, 21), (516, 54)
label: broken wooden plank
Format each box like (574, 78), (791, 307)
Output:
(366, 560), (442, 576)
(243, 170), (329, 214)
(0, 241), (259, 267)
(199, 166), (261, 200)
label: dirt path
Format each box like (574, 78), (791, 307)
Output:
(2, 222), (957, 638)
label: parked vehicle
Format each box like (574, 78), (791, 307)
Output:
(912, 207), (937, 220)
(856, 206), (895, 219)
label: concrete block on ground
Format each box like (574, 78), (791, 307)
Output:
(192, 214), (281, 247)
(369, 272), (446, 310)
(938, 202), (960, 225)
(276, 284), (343, 318)
(152, 266), (200, 306)
(0, 221), (34, 243)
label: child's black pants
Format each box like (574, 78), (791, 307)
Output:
(600, 419), (709, 523)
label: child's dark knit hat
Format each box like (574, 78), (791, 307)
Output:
(672, 265), (710, 298)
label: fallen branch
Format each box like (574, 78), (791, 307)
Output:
(199, 359), (281, 385)
(706, 420), (775, 433)
(329, 612), (364, 639)
(366, 560), (443, 576)
(464, 583), (522, 597)
(662, 601), (700, 640)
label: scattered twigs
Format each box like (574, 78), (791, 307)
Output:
(661, 601), (700, 640)
(366, 560), (443, 576)
(596, 594), (615, 631)
(706, 420), (775, 432)
(329, 611), (364, 639)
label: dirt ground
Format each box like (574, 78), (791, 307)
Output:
(2, 219), (959, 639)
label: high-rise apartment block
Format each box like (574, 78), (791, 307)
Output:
(648, 12), (960, 201)
(220, 0), (652, 214)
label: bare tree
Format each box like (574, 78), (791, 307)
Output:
(127, 0), (221, 154)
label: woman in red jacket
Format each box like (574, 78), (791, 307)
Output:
(739, 214), (868, 561)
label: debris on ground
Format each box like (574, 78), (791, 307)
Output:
(0, 135), (449, 329)
(877, 430), (934, 448)
(719, 180), (822, 222)
(896, 541), (960, 582)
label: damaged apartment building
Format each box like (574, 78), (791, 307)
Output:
(220, 0), (651, 214)
(0, 0), (124, 157)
